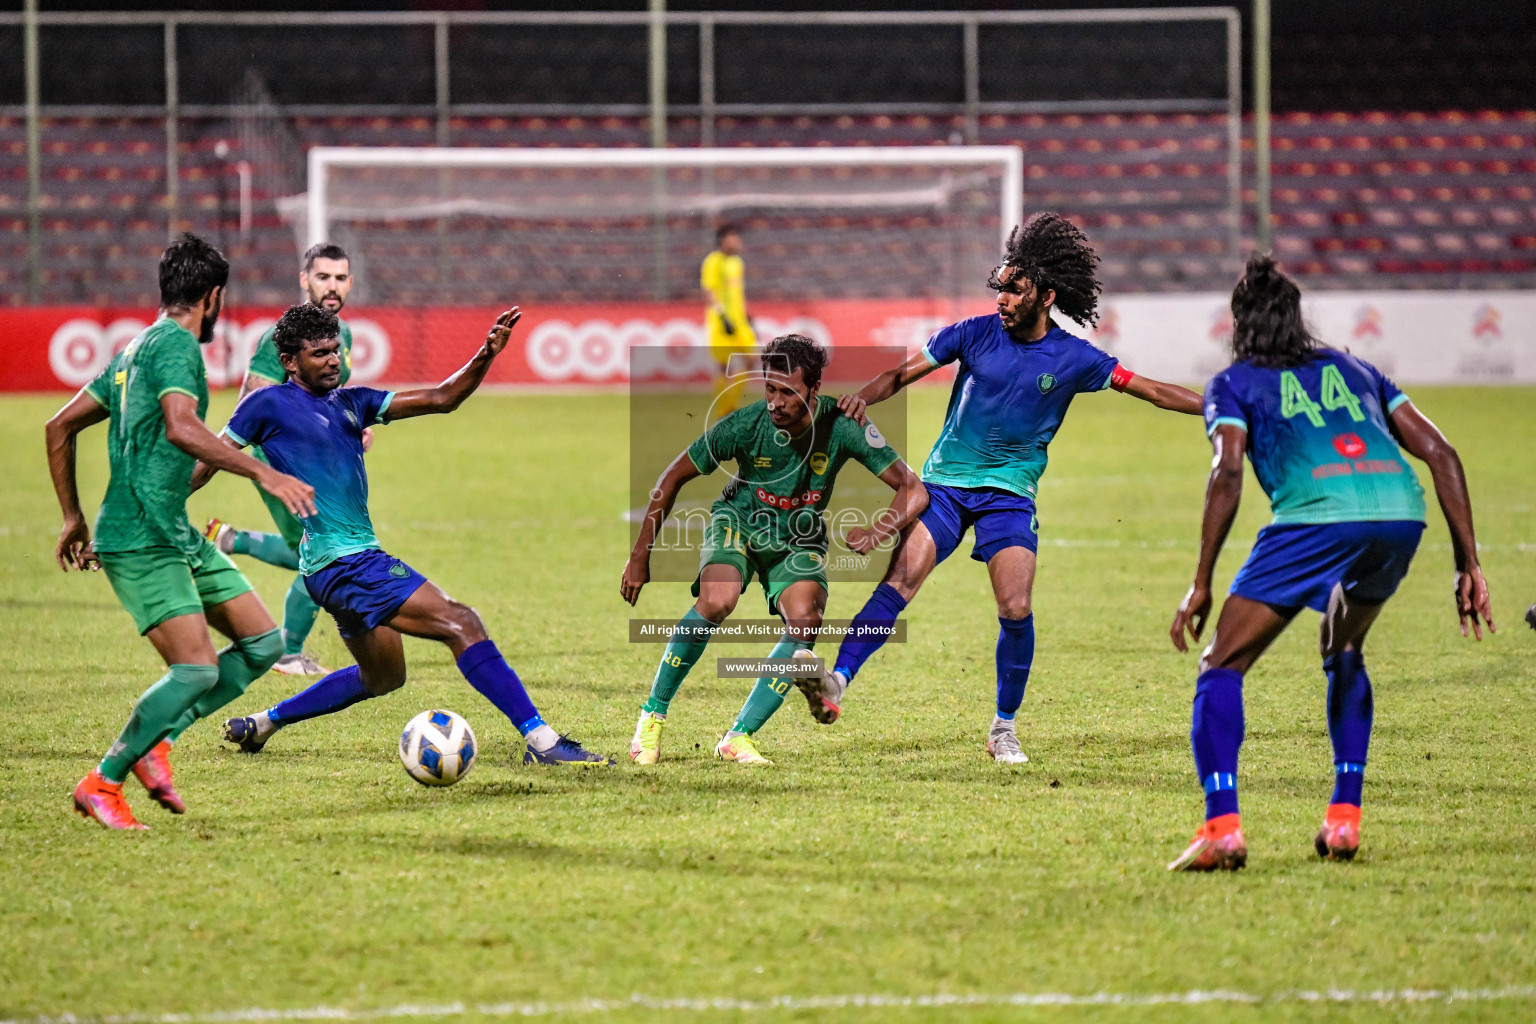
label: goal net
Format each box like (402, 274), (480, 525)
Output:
(300, 146), (1023, 308)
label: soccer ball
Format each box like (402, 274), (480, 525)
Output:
(399, 709), (477, 787)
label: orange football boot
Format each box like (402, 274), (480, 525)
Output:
(1314, 804), (1361, 861)
(132, 740), (186, 814)
(1168, 814), (1247, 871)
(73, 770), (147, 830)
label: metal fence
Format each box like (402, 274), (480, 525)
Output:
(1, 7), (1242, 304)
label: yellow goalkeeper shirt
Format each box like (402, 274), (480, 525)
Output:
(701, 250), (753, 348)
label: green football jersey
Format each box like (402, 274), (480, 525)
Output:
(84, 317), (209, 557)
(686, 395), (901, 549)
(246, 315), (354, 385)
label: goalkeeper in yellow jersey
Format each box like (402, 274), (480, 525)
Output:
(701, 223), (757, 419)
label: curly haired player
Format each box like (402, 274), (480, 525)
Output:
(1165, 254), (1493, 871)
(795, 213), (1203, 763)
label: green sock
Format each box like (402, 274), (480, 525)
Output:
(282, 575), (322, 656)
(166, 628), (284, 742)
(99, 663), (220, 782)
(233, 530), (300, 571)
(731, 636), (809, 735)
(641, 608), (715, 715)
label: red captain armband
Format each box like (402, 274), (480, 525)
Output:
(1109, 364), (1136, 392)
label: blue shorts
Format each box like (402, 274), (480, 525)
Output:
(1230, 520), (1425, 614)
(920, 483), (1039, 565)
(304, 549), (428, 639)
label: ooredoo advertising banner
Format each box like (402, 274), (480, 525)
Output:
(1, 293), (1533, 392)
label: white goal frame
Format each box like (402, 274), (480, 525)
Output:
(304, 145), (1025, 254)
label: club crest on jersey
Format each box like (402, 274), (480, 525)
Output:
(863, 422), (886, 449)
(810, 452), (829, 475)
(754, 456), (773, 468)
(756, 486), (823, 510)
(1037, 373), (1057, 394)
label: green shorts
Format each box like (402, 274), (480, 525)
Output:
(252, 445), (304, 548)
(98, 536), (255, 635)
(692, 513), (827, 616)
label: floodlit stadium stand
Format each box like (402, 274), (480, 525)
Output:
(2, 109), (1530, 306)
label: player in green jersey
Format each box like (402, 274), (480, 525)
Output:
(205, 242), (359, 676)
(620, 334), (927, 764)
(45, 234), (316, 830)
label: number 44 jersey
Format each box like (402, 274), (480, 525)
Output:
(1204, 347), (1427, 526)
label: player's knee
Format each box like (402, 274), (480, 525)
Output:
(996, 595), (1032, 620)
(237, 627), (285, 673)
(782, 612), (822, 644)
(695, 594), (736, 623)
(442, 602), (488, 646)
(362, 665), (406, 695)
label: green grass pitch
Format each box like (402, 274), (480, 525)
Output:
(0, 386), (1532, 1023)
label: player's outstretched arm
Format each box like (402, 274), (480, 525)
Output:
(161, 393), (316, 518)
(621, 451), (703, 606)
(44, 389), (110, 571)
(837, 350), (939, 425)
(1389, 400), (1495, 639)
(385, 308), (520, 420)
(1116, 370), (1204, 414)
(843, 460), (928, 555)
(1171, 423), (1246, 652)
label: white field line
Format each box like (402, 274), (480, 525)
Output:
(10, 985), (1536, 1023)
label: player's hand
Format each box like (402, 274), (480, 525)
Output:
(361, 426), (375, 453)
(837, 393), (868, 425)
(482, 307), (522, 358)
(1455, 564), (1495, 640)
(1170, 582), (1213, 653)
(620, 555), (650, 606)
(257, 468), (317, 518)
(56, 517), (95, 572)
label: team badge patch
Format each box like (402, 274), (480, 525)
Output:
(1037, 373), (1057, 394)
(864, 422), (887, 449)
(810, 452), (829, 475)
(389, 562), (409, 579)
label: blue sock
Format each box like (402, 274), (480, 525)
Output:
(995, 615), (1034, 718)
(1191, 668), (1245, 821)
(1324, 649), (1372, 807)
(269, 665), (373, 725)
(457, 639), (544, 736)
(834, 583), (908, 682)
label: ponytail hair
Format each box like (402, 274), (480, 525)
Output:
(1229, 253), (1319, 369)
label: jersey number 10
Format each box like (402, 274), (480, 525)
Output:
(1280, 366), (1365, 428)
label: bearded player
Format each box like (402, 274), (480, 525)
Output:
(215, 303), (610, 766)
(204, 242), (361, 676)
(46, 234), (316, 829)
(1166, 255), (1494, 871)
(620, 334), (926, 765)
(797, 213), (1203, 764)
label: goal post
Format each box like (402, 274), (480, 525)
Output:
(302, 145), (1024, 308)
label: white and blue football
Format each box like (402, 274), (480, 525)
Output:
(399, 709), (477, 787)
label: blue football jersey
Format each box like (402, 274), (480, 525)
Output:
(225, 381), (395, 574)
(1204, 348), (1426, 526)
(920, 314), (1119, 497)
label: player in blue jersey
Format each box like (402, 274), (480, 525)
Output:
(1166, 255), (1493, 871)
(795, 213), (1203, 763)
(206, 303), (611, 766)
